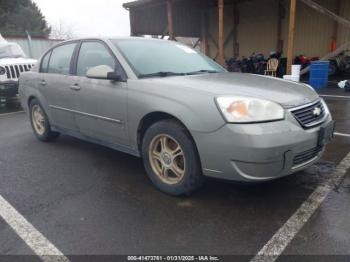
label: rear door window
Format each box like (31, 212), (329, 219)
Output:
(48, 43), (76, 75)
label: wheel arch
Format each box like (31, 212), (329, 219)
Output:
(28, 95), (37, 107)
(26, 94), (54, 127)
(136, 111), (199, 157)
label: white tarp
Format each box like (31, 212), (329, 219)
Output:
(0, 34), (7, 43)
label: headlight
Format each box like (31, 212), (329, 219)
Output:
(216, 96), (285, 123)
(0, 66), (5, 75)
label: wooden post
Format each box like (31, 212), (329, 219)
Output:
(233, 0), (239, 58)
(218, 0), (225, 65)
(277, 0), (284, 53)
(130, 10), (137, 36)
(167, 0), (174, 40)
(331, 0), (341, 51)
(287, 0), (296, 75)
(201, 11), (209, 55)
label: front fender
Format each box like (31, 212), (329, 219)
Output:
(127, 80), (226, 149)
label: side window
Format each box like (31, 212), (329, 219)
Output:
(48, 43), (76, 75)
(76, 42), (116, 77)
(40, 51), (51, 73)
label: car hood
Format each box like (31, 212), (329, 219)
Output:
(0, 57), (37, 65)
(148, 73), (319, 108)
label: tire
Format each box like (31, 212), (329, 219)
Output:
(142, 119), (204, 196)
(29, 98), (60, 142)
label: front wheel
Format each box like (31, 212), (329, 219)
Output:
(142, 120), (204, 196)
(29, 98), (60, 142)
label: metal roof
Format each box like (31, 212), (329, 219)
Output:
(123, 0), (163, 9)
(123, 0), (252, 9)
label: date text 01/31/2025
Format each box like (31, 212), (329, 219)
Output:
(127, 255), (220, 261)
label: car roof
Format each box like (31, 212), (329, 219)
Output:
(59, 36), (167, 44)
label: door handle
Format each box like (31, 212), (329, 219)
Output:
(70, 84), (81, 91)
(39, 80), (46, 86)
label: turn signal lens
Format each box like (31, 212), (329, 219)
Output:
(227, 100), (249, 118)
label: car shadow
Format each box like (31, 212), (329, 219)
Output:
(54, 134), (336, 205)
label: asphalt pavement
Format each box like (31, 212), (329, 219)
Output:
(0, 89), (349, 261)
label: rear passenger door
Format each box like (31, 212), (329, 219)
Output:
(72, 40), (128, 146)
(39, 42), (79, 132)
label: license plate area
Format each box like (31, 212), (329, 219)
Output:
(318, 120), (335, 147)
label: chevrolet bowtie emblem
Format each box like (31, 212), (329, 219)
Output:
(313, 107), (321, 116)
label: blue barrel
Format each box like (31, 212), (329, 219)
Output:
(309, 61), (329, 89)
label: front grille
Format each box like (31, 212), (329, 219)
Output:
(4, 64), (34, 80)
(290, 100), (326, 128)
(293, 147), (322, 167)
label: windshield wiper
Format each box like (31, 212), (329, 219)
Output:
(185, 69), (219, 75)
(138, 71), (185, 78)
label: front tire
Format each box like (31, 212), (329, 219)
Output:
(29, 98), (60, 142)
(142, 120), (204, 196)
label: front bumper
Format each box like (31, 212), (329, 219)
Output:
(192, 112), (333, 182)
(0, 81), (18, 98)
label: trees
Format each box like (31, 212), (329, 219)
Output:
(0, 0), (51, 37)
(50, 20), (77, 40)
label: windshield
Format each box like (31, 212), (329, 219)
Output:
(0, 43), (26, 59)
(112, 39), (225, 78)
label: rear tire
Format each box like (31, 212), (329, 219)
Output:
(29, 98), (60, 142)
(142, 119), (204, 196)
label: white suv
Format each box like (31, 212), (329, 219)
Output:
(0, 40), (37, 101)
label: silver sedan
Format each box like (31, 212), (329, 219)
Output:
(19, 37), (334, 195)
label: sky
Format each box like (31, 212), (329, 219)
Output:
(33, 0), (131, 38)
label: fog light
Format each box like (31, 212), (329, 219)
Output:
(0, 85), (5, 90)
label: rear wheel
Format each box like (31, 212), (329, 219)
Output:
(142, 120), (204, 196)
(29, 98), (60, 142)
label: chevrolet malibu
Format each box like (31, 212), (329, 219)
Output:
(19, 38), (334, 195)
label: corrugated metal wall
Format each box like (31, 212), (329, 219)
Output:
(206, 0), (349, 60)
(238, 0), (279, 58)
(130, 3), (168, 36)
(291, 0), (336, 57)
(130, 0), (202, 37)
(4, 37), (61, 59)
(337, 0), (350, 46)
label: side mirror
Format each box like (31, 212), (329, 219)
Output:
(106, 72), (122, 81)
(86, 65), (122, 81)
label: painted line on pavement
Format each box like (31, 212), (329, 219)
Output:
(0, 195), (69, 262)
(320, 94), (350, 99)
(0, 111), (25, 117)
(335, 132), (350, 138)
(251, 152), (350, 262)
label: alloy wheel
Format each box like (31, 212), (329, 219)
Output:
(148, 134), (186, 185)
(31, 105), (46, 135)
